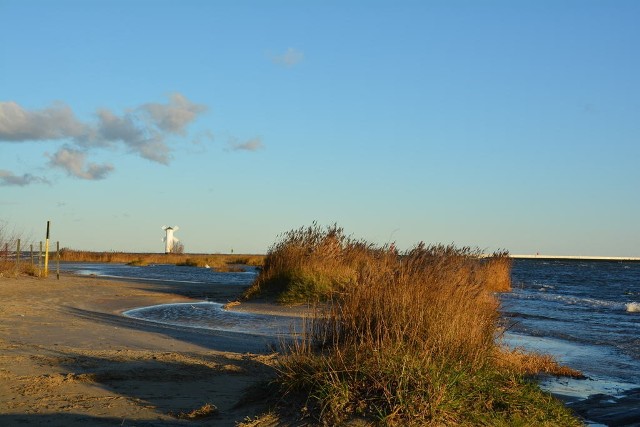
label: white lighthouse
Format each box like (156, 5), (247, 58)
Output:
(162, 226), (179, 253)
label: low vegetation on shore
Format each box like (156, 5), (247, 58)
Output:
(1, 222), (265, 275)
(58, 250), (264, 271)
(0, 223), (39, 277)
(0, 258), (39, 277)
(1, 247), (264, 276)
(245, 223), (583, 426)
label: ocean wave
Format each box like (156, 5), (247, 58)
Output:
(509, 291), (638, 313)
(626, 302), (640, 313)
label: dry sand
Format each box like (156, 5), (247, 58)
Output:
(0, 273), (295, 426)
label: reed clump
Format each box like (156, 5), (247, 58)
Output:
(243, 223), (363, 302)
(243, 223), (511, 303)
(248, 224), (580, 425)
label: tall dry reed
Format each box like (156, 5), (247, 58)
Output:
(253, 224), (578, 425)
(244, 223), (511, 302)
(243, 223), (372, 302)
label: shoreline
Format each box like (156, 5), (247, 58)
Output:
(502, 332), (640, 426)
(2, 272), (639, 426)
(510, 255), (640, 262)
(0, 273), (283, 426)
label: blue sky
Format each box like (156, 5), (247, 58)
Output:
(1, 0), (639, 256)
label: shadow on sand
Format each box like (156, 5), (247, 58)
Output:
(63, 306), (282, 354)
(0, 413), (194, 426)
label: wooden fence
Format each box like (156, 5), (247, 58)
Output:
(1, 239), (62, 279)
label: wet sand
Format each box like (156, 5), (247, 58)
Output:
(0, 273), (296, 426)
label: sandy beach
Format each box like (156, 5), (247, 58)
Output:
(0, 273), (292, 426)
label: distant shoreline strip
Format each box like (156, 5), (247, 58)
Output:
(510, 255), (640, 262)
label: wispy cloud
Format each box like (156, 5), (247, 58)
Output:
(141, 93), (207, 134)
(46, 147), (114, 180)
(95, 108), (171, 164)
(0, 93), (208, 183)
(0, 169), (49, 186)
(0, 101), (88, 141)
(270, 47), (304, 67)
(228, 137), (264, 152)
(192, 130), (215, 146)
(0, 94), (206, 153)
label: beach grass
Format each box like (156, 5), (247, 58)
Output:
(0, 260), (41, 277)
(244, 223), (582, 425)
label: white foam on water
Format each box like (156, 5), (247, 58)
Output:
(625, 302), (640, 312)
(521, 292), (640, 313)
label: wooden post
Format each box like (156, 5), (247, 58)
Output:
(30, 244), (34, 269)
(16, 239), (21, 272)
(44, 221), (50, 278)
(38, 241), (42, 276)
(56, 241), (60, 280)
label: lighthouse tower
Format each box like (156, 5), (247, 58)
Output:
(162, 226), (179, 253)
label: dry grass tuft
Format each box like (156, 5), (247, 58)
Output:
(496, 347), (585, 378)
(170, 403), (218, 419)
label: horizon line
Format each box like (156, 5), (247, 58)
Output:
(510, 254), (640, 262)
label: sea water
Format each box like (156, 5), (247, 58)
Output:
(61, 261), (258, 286)
(63, 259), (640, 395)
(123, 301), (302, 337)
(501, 259), (640, 397)
(62, 262), (303, 337)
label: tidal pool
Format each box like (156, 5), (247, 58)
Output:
(123, 301), (304, 337)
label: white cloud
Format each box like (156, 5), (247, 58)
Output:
(0, 94), (209, 184)
(96, 108), (170, 164)
(228, 137), (264, 152)
(0, 94), (207, 166)
(0, 101), (88, 141)
(96, 109), (147, 144)
(0, 170), (49, 186)
(270, 48), (304, 67)
(141, 93), (207, 134)
(47, 147), (114, 180)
